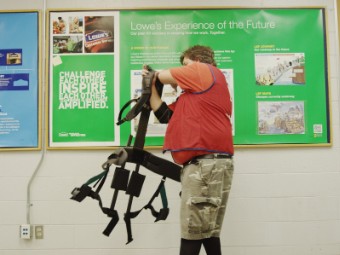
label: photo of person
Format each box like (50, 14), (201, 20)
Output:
(255, 53), (305, 85)
(53, 36), (83, 54)
(52, 16), (67, 34)
(69, 16), (83, 34)
(258, 101), (305, 135)
(84, 16), (114, 53)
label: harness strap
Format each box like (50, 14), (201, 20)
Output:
(124, 177), (169, 244)
(71, 159), (172, 239)
(102, 211), (119, 236)
(70, 167), (116, 218)
(103, 135), (133, 237)
(71, 167), (108, 202)
(126, 177), (168, 222)
(123, 69), (155, 244)
(102, 166), (130, 236)
(114, 147), (181, 182)
(143, 178), (169, 222)
(116, 98), (138, 125)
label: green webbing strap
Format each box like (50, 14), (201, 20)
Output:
(159, 184), (168, 208)
(130, 178), (169, 222)
(70, 166), (113, 217)
(85, 169), (108, 186)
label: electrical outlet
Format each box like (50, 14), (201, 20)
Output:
(20, 224), (31, 239)
(35, 225), (44, 239)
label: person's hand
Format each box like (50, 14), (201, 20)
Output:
(142, 64), (150, 76)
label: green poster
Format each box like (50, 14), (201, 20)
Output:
(51, 55), (115, 145)
(49, 11), (119, 147)
(119, 8), (330, 146)
(48, 8), (329, 148)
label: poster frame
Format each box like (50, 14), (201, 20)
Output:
(0, 10), (41, 151)
(46, 7), (332, 150)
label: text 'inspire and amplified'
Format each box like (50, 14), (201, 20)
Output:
(58, 71), (108, 110)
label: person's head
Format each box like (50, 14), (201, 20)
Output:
(73, 16), (79, 24)
(180, 45), (216, 66)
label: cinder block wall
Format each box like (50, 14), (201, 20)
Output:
(0, 0), (339, 254)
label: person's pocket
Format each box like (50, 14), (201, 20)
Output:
(187, 195), (221, 234)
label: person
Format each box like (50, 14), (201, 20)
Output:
(143, 45), (234, 255)
(69, 16), (81, 33)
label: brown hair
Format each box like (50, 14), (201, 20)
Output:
(180, 45), (217, 66)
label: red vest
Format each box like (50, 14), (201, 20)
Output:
(163, 65), (234, 155)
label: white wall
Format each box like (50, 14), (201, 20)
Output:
(1, 0), (340, 254)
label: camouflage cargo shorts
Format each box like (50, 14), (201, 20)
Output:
(180, 157), (234, 240)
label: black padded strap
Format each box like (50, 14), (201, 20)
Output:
(154, 101), (173, 124)
(102, 211), (119, 236)
(124, 147), (181, 182)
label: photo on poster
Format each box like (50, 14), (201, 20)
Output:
(84, 16), (114, 53)
(255, 53), (305, 86)
(6, 52), (22, 65)
(53, 36), (83, 54)
(69, 16), (83, 34)
(258, 101), (305, 135)
(52, 16), (67, 34)
(0, 49), (22, 66)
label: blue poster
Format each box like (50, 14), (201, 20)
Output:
(0, 12), (39, 148)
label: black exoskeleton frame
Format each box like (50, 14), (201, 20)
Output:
(70, 65), (181, 244)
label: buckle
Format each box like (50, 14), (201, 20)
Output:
(70, 185), (92, 202)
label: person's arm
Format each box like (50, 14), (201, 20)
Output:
(150, 69), (177, 111)
(149, 72), (163, 111)
(143, 68), (176, 123)
(158, 69), (177, 87)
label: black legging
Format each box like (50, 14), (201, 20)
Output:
(179, 237), (222, 255)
